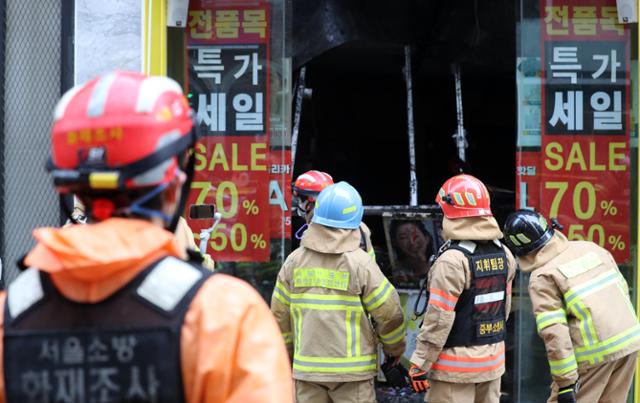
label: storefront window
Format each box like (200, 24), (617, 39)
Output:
(515, 1), (638, 401)
(183, 0), (291, 300)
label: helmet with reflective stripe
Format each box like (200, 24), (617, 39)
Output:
(503, 210), (554, 256)
(293, 170), (334, 200)
(48, 71), (197, 193)
(312, 181), (363, 229)
(435, 174), (492, 219)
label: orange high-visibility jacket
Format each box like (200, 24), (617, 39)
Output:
(0, 218), (293, 403)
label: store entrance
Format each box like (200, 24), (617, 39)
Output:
(292, 30), (517, 258)
(292, 1), (518, 401)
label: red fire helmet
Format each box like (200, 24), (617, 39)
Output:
(435, 174), (492, 219)
(293, 170), (334, 200)
(48, 71), (196, 194)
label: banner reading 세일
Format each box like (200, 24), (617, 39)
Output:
(517, 0), (630, 263)
(186, 1), (271, 262)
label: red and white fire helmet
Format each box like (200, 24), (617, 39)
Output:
(436, 174), (492, 219)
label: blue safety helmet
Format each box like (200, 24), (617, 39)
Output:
(312, 181), (364, 230)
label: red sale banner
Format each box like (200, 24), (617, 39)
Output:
(185, 0), (272, 262)
(187, 139), (270, 262)
(539, 137), (630, 262)
(538, 0), (630, 262)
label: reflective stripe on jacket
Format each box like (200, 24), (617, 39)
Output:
(410, 216), (516, 384)
(520, 231), (640, 388)
(432, 346), (505, 373)
(271, 223), (405, 382)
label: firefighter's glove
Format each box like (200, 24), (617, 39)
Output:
(557, 384), (577, 403)
(409, 364), (430, 393)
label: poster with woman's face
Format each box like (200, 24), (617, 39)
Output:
(383, 213), (443, 289)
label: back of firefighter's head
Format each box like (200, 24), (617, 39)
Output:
(48, 71), (198, 230)
(292, 170), (334, 221)
(435, 174), (492, 219)
(311, 181), (363, 230)
(503, 210), (555, 256)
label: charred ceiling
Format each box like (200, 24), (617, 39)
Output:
(293, 0), (516, 73)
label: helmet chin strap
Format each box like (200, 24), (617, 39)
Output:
(116, 144), (196, 231)
(126, 182), (172, 223)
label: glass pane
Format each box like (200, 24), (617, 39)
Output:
(183, 0), (292, 300)
(516, 1), (638, 401)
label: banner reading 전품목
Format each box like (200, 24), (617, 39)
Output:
(186, 1), (272, 262)
(539, 0), (630, 263)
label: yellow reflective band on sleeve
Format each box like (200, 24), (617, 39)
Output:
(368, 248), (376, 259)
(549, 355), (578, 377)
(380, 321), (407, 345)
(293, 354), (378, 373)
(557, 252), (603, 279)
(293, 268), (350, 291)
(282, 332), (293, 345)
(363, 279), (394, 311)
(575, 324), (640, 365)
(273, 281), (291, 306)
(89, 172), (119, 189)
(535, 309), (568, 333)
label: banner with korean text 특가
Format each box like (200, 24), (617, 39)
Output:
(540, 0), (630, 263)
(186, 1), (272, 262)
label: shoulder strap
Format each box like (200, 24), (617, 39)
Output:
(137, 256), (210, 313)
(359, 226), (367, 252)
(6, 267), (44, 320)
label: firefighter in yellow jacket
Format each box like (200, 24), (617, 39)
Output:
(504, 210), (640, 403)
(409, 174), (516, 403)
(272, 181), (406, 402)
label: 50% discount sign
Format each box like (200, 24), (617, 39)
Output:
(544, 179), (628, 261)
(192, 180), (270, 262)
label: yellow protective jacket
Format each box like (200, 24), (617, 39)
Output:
(410, 216), (516, 383)
(519, 231), (640, 388)
(0, 218), (293, 403)
(271, 223), (406, 382)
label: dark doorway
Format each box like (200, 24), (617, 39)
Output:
(292, 1), (518, 401)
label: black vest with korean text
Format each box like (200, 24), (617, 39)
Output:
(444, 240), (508, 347)
(3, 256), (211, 403)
